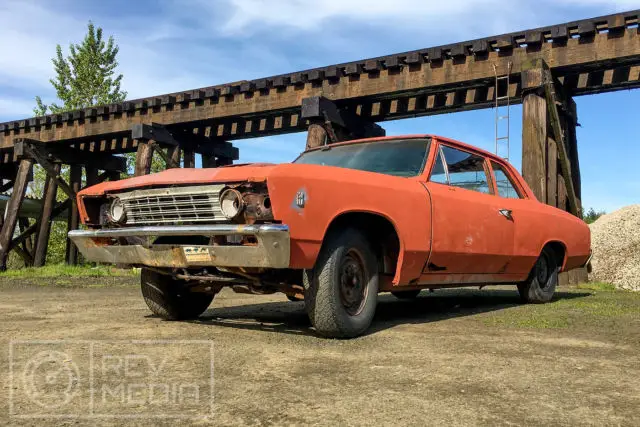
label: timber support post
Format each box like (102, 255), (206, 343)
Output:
(301, 96), (385, 150)
(65, 165), (82, 265)
(32, 163), (60, 267)
(0, 139), (128, 268)
(132, 123), (181, 174)
(520, 59), (582, 217)
(132, 123), (239, 171)
(0, 158), (33, 270)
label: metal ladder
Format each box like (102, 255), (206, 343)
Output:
(493, 62), (512, 161)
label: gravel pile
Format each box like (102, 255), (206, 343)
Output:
(589, 205), (640, 291)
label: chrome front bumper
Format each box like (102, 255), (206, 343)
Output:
(68, 224), (290, 269)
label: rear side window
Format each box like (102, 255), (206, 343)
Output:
(491, 162), (521, 199)
(439, 146), (491, 194)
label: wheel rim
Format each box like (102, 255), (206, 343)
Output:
(339, 249), (368, 316)
(536, 253), (550, 287)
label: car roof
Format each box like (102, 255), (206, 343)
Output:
(302, 134), (507, 165)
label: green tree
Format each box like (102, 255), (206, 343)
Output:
(24, 21), (128, 266)
(583, 207), (606, 224)
(34, 21), (126, 116)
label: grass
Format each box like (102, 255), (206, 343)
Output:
(482, 284), (640, 330)
(575, 282), (617, 292)
(0, 264), (138, 279)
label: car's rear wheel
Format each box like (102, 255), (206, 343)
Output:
(391, 290), (421, 299)
(141, 268), (214, 320)
(517, 247), (558, 303)
(303, 228), (378, 338)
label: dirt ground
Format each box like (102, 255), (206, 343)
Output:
(1, 276), (639, 426)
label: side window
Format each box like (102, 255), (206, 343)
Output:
(440, 146), (491, 194)
(429, 149), (448, 184)
(491, 162), (521, 199)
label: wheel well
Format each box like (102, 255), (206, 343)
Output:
(543, 241), (566, 269)
(324, 212), (400, 275)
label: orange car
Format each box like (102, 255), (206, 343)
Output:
(70, 135), (591, 338)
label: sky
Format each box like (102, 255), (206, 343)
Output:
(0, 0), (638, 212)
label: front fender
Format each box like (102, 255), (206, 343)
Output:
(267, 164), (432, 284)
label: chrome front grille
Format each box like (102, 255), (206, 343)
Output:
(116, 185), (225, 225)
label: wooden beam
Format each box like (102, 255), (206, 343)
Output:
(86, 166), (100, 187)
(542, 71), (581, 217)
(153, 144), (179, 169)
(195, 142), (239, 160)
(183, 149), (195, 168)
(521, 91), (547, 201)
(166, 145), (181, 169)
(201, 154), (215, 168)
(65, 165), (82, 265)
(546, 137), (558, 207)
(306, 124), (327, 150)
(32, 162), (60, 267)
(0, 159), (33, 270)
(15, 140), (76, 199)
(30, 144), (127, 172)
(2, 26), (638, 148)
(565, 98), (582, 202)
(134, 141), (154, 176)
(10, 199), (70, 253)
(0, 180), (14, 193)
(18, 217), (33, 259)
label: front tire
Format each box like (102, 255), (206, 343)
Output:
(303, 228), (379, 338)
(141, 268), (214, 320)
(517, 247), (558, 303)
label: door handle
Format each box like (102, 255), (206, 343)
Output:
(498, 209), (513, 220)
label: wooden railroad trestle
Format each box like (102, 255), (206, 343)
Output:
(0, 126), (239, 270)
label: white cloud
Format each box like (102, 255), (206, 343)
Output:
(217, 0), (637, 35)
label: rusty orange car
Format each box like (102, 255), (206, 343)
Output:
(70, 135), (591, 338)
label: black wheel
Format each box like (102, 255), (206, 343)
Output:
(141, 268), (214, 320)
(391, 290), (421, 299)
(287, 295), (303, 302)
(517, 247), (558, 303)
(303, 228), (378, 338)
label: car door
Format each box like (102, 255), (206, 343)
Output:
(424, 143), (515, 275)
(487, 160), (536, 275)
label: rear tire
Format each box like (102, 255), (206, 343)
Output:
(141, 268), (213, 320)
(391, 290), (421, 299)
(517, 247), (558, 303)
(303, 228), (378, 338)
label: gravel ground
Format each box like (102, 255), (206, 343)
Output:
(1, 277), (639, 426)
(589, 205), (640, 291)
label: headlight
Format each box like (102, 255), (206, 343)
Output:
(109, 198), (126, 223)
(220, 189), (244, 219)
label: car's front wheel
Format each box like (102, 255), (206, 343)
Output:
(517, 247), (558, 303)
(141, 268), (214, 320)
(303, 228), (379, 338)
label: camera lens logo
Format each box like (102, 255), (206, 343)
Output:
(22, 350), (80, 409)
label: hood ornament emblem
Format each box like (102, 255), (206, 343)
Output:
(295, 190), (306, 208)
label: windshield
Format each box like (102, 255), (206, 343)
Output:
(294, 138), (430, 177)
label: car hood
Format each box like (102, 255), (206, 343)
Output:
(79, 163), (277, 196)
